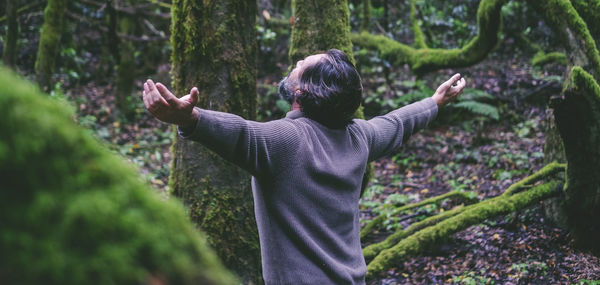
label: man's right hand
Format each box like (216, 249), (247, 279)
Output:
(432, 73), (466, 107)
(142, 79), (200, 129)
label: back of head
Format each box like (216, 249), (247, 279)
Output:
(297, 49), (363, 128)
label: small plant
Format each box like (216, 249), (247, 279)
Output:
(452, 88), (500, 121)
(509, 260), (548, 280)
(453, 270), (494, 285)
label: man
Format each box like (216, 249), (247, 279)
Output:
(142, 49), (465, 284)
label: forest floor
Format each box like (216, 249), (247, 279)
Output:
(57, 44), (600, 284)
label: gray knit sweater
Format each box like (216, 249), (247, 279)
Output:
(179, 97), (438, 285)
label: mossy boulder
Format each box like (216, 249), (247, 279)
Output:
(0, 68), (237, 285)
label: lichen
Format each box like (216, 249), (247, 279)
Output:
(0, 67), (238, 285)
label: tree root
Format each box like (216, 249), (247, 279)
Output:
(360, 190), (477, 240)
(362, 163), (565, 278)
(366, 180), (563, 279)
(531, 51), (567, 67)
(362, 162), (565, 262)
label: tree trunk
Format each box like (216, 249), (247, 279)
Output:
(35, 0), (67, 92)
(289, 0), (354, 64)
(529, 0), (600, 254)
(114, 0), (138, 118)
(554, 67), (600, 255)
(169, 1), (261, 283)
(290, 0), (373, 193)
(2, 0), (18, 68)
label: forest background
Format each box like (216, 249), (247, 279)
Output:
(1, 0), (599, 284)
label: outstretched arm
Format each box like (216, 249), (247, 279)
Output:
(364, 73), (466, 161)
(142, 80), (299, 177)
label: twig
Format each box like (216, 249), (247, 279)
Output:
(66, 11), (168, 42)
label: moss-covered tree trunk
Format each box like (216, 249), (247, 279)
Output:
(290, 0), (373, 192)
(114, 0), (138, 118)
(35, 0), (67, 92)
(0, 66), (238, 285)
(528, 0), (600, 254)
(169, 1), (261, 283)
(2, 0), (18, 68)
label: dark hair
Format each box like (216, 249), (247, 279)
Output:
(296, 49), (363, 128)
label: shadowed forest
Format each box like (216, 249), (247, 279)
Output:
(1, 0), (600, 284)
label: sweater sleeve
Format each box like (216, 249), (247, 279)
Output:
(362, 97), (438, 162)
(178, 107), (300, 177)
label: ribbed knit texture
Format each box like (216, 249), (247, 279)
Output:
(179, 97), (438, 285)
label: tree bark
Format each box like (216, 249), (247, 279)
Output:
(290, 0), (373, 193)
(169, 0), (261, 283)
(2, 0), (18, 68)
(35, 0), (67, 92)
(529, 0), (600, 253)
(114, 0), (139, 118)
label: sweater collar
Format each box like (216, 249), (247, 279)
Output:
(285, 110), (304, 119)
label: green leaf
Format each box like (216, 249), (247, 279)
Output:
(453, 101), (500, 120)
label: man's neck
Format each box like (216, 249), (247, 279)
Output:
(291, 101), (301, 111)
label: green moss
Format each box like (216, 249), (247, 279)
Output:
(362, 204), (466, 262)
(570, 0), (600, 43)
(0, 68), (237, 285)
(352, 0), (506, 75)
(410, 0), (426, 49)
(360, 0), (371, 32)
(366, 181), (562, 279)
(34, 0), (67, 91)
(289, 0), (355, 64)
(531, 51), (567, 67)
(363, 163), (565, 269)
(554, 66), (600, 254)
(529, 0), (600, 80)
(502, 161), (565, 196)
(360, 190), (475, 240)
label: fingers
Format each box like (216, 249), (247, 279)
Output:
(189, 87), (199, 105)
(156, 82), (179, 103)
(442, 73), (461, 89)
(145, 79), (169, 109)
(142, 90), (149, 109)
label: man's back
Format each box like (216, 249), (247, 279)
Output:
(179, 97), (438, 284)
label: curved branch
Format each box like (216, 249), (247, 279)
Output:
(360, 190), (476, 240)
(570, 0), (600, 43)
(362, 162), (565, 265)
(366, 180), (563, 279)
(352, 0), (506, 75)
(528, 0), (600, 80)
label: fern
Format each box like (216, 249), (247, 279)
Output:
(460, 88), (495, 101)
(453, 101), (500, 120)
